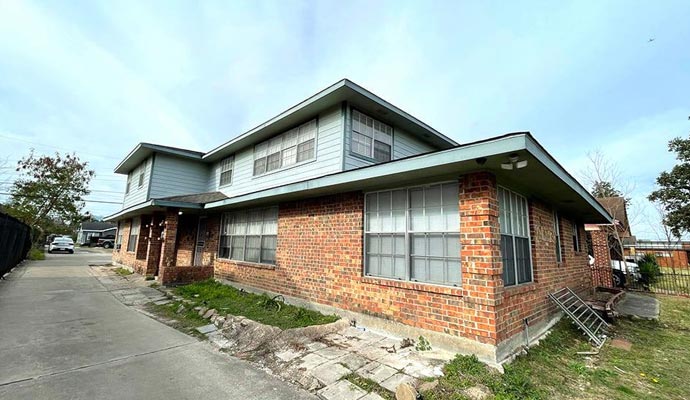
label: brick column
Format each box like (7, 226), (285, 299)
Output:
(134, 215), (150, 261)
(145, 213), (163, 277)
(158, 208), (179, 283)
(459, 172), (502, 345)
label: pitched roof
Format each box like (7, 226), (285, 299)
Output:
(596, 197), (632, 237)
(80, 221), (117, 231)
(155, 191), (229, 204)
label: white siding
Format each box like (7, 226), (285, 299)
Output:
(343, 107), (439, 171)
(211, 105), (344, 197)
(122, 158), (152, 208)
(149, 154), (210, 199)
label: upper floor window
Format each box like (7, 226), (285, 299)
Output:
(253, 120), (317, 176)
(125, 179), (131, 194)
(219, 207), (278, 264)
(219, 156), (234, 186)
(364, 182), (460, 286)
(351, 109), (392, 162)
(499, 187), (532, 286)
(138, 171), (144, 188)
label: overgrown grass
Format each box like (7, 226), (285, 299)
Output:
(343, 373), (394, 400)
(114, 267), (133, 276)
(422, 295), (690, 400)
(27, 248), (45, 260)
(173, 279), (340, 330)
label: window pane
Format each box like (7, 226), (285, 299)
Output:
(427, 207), (443, 231)
(245, 236), (260, 262)
(231, 236), (245, 260)
(366, 193), (378, 212)
(281, 146), (297, 167)
(429, 259), (445, 283)
(367, 212), (380, 232)
(262, 209), (278, 235)
(428, 234), (444, 257)
(220, 170), (232, 186)
(374, 141), (391, 162)
(299, 120), (316, 142)
(442, 183), (458, 206)
(232, 213), (247, 235)
(393, 235), (405, 256)
(283, 130), (298, 147)
(266, 152), (281, 172)
(447, 259), (461, 284)
(411, 257), (426, 282)
(444, 207), (459, 231)
(410, 208), (425, 231)
(425, 186), (442, 207)
(392, 190), (406, 210)
(410, 188), (424, 208)
(261, 236), (277, 264)
(380, 235), (393, 254)
(392, 210), (406, 232)
(367, 234), (380, 253)
(253, 158), (266, 175)
(351, 131), (372, 157)
(393, 256), (406, 279)
(412, 234), (426, 255)
(247, 211), (262, 234)
(297, 139), (315, 162)
(445, 234), (461, 259)
(516, 237), (531, 284)
(380, 256), (393, 278)
(501, 234), (516, 286)
(366, 254), (380, 276)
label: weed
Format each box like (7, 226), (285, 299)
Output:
(114, 267), (133, 276)
(415, 335), (432, 351)
(27, 248), (45, 260)
(343, 373), (394, 400)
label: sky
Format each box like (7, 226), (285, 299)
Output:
(0, 0), (688, 239)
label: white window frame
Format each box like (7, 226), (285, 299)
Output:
(351, 109), (392, 162)
(127, 217), (140, 253)
(498, 186), (533, 287)
(572, 219), (580, 253)
(138, 171), (144, 188)
(253, 119), (317, 176)
(364, 181), (461, 286)
(219, 156), (234, 187)
(554, 210), (562, 263)
(218, 207), (278, 265)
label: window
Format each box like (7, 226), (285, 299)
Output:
(115, 222), (123, 250)
(554, 211), (562, 262)
(351, 110), (392, 161)
(253, 120), (316, 176)
(127, 217), (140, 253)
(364, 182), (460, 286)
(572, 219), (580, 252)
(498, 187), (532, 286)
(125, 179), (131, 194)
(219, 156), (234, 186)
(219, 207), (278, 265)
(138, 171), (144, 188)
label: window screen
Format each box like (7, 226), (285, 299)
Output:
(498, 187), (532, 286)
(364, 182), (460, 286)
(219, 156), (234, 186)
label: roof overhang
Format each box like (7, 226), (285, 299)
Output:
(114, 143), (205, 175)
(203, 79), (459, 162)
(103, 199), (204, 221)
(204, 132), (612, 224)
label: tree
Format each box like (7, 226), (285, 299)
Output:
(5, 151), (94, 244)
(649, 135), (690, 238)
(591, 181), (624, 199)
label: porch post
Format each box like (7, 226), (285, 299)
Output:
(159, 208), (179, 270)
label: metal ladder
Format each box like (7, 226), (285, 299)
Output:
(548, 287), (609, 348)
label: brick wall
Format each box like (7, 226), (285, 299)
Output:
(496, 201), (591, 342)
(214, 172), (504, 346)
(112, 218), (147, 274)
(159, 265), (214, 285)
(590, 229), (613, 287)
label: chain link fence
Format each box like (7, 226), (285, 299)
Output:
(0, 212), (32, 276)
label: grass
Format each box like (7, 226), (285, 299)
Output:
(147, 301), (210, 339)
(171, 279), (340, 330)
(421, 295), (690, 400)
(343, 373), (395, 400)
(114, 267), (133, 276)
(27, 247), (45, 260)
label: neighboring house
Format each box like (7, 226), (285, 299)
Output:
(105, 79), (611, 364)
(77, 221), (117, 245)
(625, 240), (690, 268)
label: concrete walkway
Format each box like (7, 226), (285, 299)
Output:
(0, 249), (314, 400)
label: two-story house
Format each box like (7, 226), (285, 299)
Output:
(105, 79), (611, 364)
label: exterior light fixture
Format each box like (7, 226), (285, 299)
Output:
(501, 154), (528, 170)
(178, 211), (183, 215)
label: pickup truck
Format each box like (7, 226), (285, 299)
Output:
(96, 235), (116, 249)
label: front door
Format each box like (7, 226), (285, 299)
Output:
(193, 216), (207, 266)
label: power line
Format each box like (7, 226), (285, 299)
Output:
(0, 134), (121, 160)
(0, 192), (123, 205)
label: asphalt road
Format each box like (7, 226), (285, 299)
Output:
(0, 248), (314, 400)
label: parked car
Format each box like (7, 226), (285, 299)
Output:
(49, 238), (74, 254)
(98, 238), (115, 249)
(610, 259), (641, 287)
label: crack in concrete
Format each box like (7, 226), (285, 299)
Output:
(0, 342), (196, 388)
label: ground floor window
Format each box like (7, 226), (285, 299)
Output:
(364, 182), (460, 286)
(127, 217), (140, 253)
(219, 207), (278, 265)
(116, 222), (123, 250)
(498, 187), (532, 286)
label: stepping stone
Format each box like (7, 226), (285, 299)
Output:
(317, 380), (367, 400)
(154, 299), (171, 306)
(276, 349), (303, 363)
(196, 324), (218, 335)
(357, 362), (397, 384)
(339, 353), (369, 371)
(311, 361), (351, 385)
(298, 353), (329, 370)
(380, 373), (416, 393)
(313, 346), (348, 360)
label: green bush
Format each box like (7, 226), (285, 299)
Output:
(638, 253), (661, 285)
(27, 248), (45, 260)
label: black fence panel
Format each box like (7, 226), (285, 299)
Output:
(0, 212), (32, 276)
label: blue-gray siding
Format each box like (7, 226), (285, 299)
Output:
(149, 154), (210, 199)
(122, 157), (152, 208)
(209, 105), (344, 197)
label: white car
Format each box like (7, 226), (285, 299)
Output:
(49, 238), (75, 254)
(610, 259), (641, 287)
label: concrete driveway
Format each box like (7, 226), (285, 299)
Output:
(0, 248), (315, 400)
